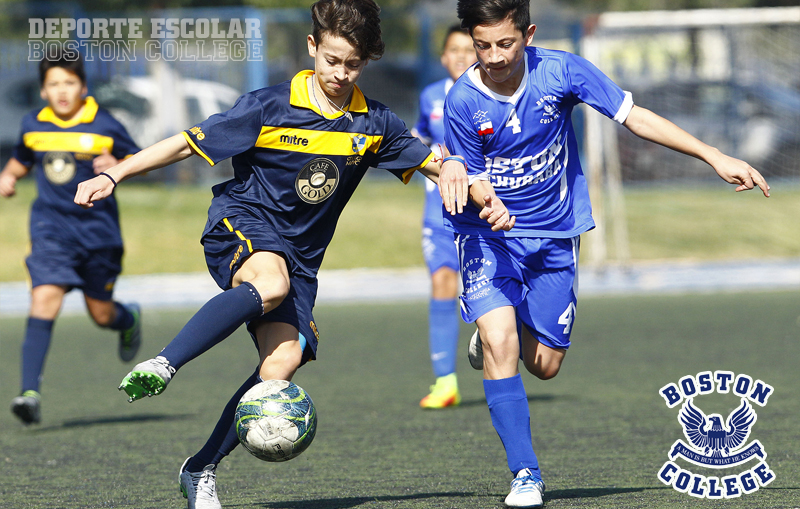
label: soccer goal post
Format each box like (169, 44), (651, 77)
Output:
(580, 6), (800, 267)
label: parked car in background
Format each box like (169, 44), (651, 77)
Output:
(618, 79), (800, 182)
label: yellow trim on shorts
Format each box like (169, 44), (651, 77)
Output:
(223, 218), (253, 253)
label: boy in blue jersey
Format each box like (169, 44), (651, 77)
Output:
(0, 49), (142, 426)
(442, 1), (771, 507)
(74, 1), (510, 507)
(412, 24), (477, 409)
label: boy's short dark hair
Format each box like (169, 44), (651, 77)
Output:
(311, 0), (385, 61)
(442, 23), (470, 51)
(457, 0), (531, 35)
(39, 47), (85, 86)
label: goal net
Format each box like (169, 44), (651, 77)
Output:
(580, 7), (800, 265)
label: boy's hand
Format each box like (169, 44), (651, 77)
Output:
(479, 194), (515, 232)
(439, 158), (469, 215)
(711, 151), (770, 197)
(75, 173), (116, 208)
(0, 172), (17, 198)
(93, 148), (119, 174)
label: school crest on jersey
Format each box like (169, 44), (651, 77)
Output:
(43, 151), (76, 185)
(351, 134), (367, 154)
(296, 158), (339, 204)
(536, 95), (561, 125)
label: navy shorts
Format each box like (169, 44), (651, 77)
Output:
(455, 234), (579, 350)
(202, 212), (320, 364)
(26, 233), (122, 301)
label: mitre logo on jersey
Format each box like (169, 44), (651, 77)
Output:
(295, 158), (339, 204)
(657, 371), (775, 499)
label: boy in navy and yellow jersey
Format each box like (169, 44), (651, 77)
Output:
(74, 1), (511, 507)
(0, 49), (142, 426)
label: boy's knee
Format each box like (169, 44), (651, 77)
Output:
(88, 304), (115, 327)
(525, 358), (562, 380)
(248, 276), (290, 312)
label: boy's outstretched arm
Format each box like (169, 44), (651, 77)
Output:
(0, 158), (31, 198)
(623, 105), (770, 197)
(74, 134), (195, 208)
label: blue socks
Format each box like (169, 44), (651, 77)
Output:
(107, 302), (135, 331)
(484, 374), (541, 478)
(159, 282), (263, 370)
(20, 317), (54, 393)
(428, 298), (459, 377)
(186, 372), (262, 472)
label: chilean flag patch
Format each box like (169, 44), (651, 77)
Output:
(478, 121), (494, 136)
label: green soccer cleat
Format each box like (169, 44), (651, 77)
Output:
(11, 390), (41, 425)
(118, 356), (175, 403)
(118, 303), (142, 363)
(420, 373), (461, 409)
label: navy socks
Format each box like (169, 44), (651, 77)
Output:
(107, 302), (135, 331)
(186, 372), (262, 472)
(159, 282), (263, 370)
(484, 374), (541, 478)
(428, 298), (459, 377)
(20, 318), (54, 393)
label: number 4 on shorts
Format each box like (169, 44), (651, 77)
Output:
(558, 302), (576, 334)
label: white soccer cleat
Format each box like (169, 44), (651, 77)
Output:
(505, 468), (545, 508)
(468, 328), (484, 370)
(179, 457), (221, 509)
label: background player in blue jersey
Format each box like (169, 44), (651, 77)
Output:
(0, 50), (142, 426)
(442, 1), (770, 507)
(74, 1), (510, 507)
(412, 24), (477, 410)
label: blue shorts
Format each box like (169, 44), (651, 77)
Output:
(422, 223), (459, 274)
(26, 233), (122, 301)
(202, 211), (319, 364)
(455, 235), (579, 350)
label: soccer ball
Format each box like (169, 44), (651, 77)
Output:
(235, 380), (317, 462)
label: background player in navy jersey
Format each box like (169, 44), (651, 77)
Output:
(74, 1), (510, 507)
(442, 1), (770, 507)
(0, 50), (142, 426)
(412, 24), (477, 410)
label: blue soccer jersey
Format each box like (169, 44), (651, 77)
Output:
(183, 70), (435, 278)
(13, 97), (139, 248)
(414, 78), (454, 230)
(443, 47), (633, 238)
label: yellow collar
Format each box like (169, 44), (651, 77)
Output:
(290, 70), (368, 119)
(37, 96), (99, 128)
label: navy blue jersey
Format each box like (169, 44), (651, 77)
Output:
(184, 70), (435, 278)
(444, 47), (633, 238)
(13, 97), (139, 248)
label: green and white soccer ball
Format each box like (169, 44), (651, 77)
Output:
(235, 380), (317, 462)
